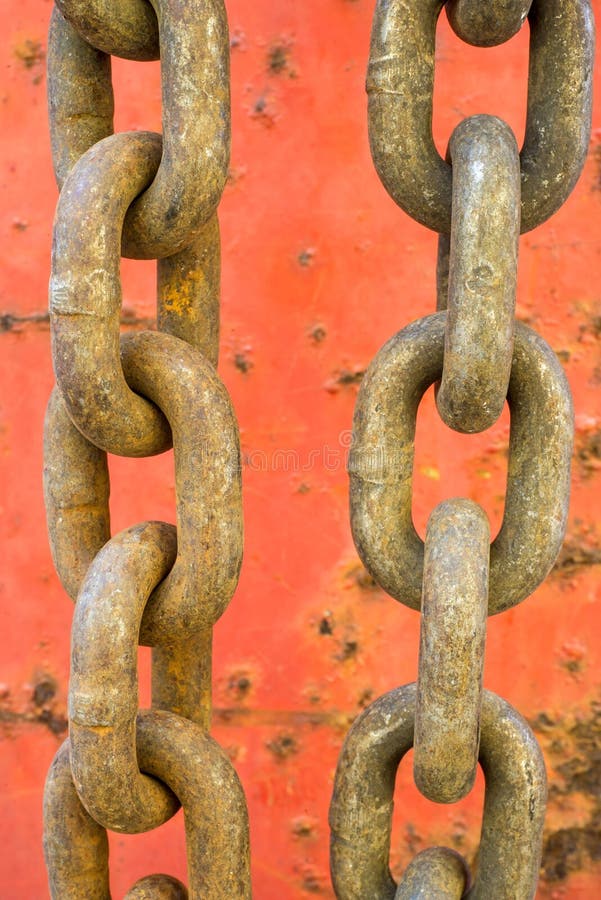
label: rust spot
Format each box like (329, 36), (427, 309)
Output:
(32, 675), (68, 736)
(533, 697), (601, 883)
(234, 352), (252, 374)
(266, 732), (299, 759)
(250, 95), (277, 126)
(357, 688), (373, 709)
(300, 871), (322, 894)
(309, 324), (327, 343)
(576, 428), (601, 478)
(298, 248), (316, 267)
(543, 827), (601, 881)
(267, 44), (289, 74)
(14, 38), (45, 69)
(345, 563), (380, 592)
(558, 640), (588, 677)
(33, 677), (56, 707)
(37, 709), (68, 736)
(230, 29), (246, 50)
(294, 863), (325, 895)
(335, 368), (365, 387)
(291, 816), (317, 839)
(0, 674), (67, 737)
(12, 219), (28, 231)
(318, 615), (333, 635)
(337, 639), (358, 661)
(227, 671), (252, 702)
(0, 311), (49, 333)
(297, 482), (311, 494)
(553, 530), (601, 575)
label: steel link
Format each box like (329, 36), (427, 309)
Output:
(394, 848), (469, 900)
(135, 710), (251, 898)
(44, 711), (251, 898)
(158, 214), (221, 367)
(48, 7), (114, 188)
(69, 522), (180, 833)
(120, 0), (230, 259)
(329, 684), (547, 900)
(437, 115), (520, 433)
(349, 312), (573, 614)
(49, 0), (230, 260)
(43, 387), (109, 602)
(56, 0), (160, 61)
(121, 331), (243, 642)
(446, 0), (532, 47)
(366, 0), (594, 234)
(126, 876), (188, 899)
(50, 132), (171, 457)
(414, 499), (489, 804)
(43, 741), (110, 900)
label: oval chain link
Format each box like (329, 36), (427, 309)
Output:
(414, 499), (489, 804)
(330, 685), (547, 899)
(44, 711), (251, 898)
(446, 0), (533, 47)
(395, 848), (469, 899)
(437, 114), (520, 433)
(55, 0), (160, 60)
(349, 313), (573, 615)
(367, 0), (594, 234)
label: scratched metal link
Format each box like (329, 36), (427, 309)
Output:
(329, 685), (547, 900)
(43, 0), (250, 893)
(349, 313), (573, 615)
(367, 0), (594, 234)
(69, 522), (181, 833)
(56, 0), (160, 60)
(50, 0), (229, 259)
(413, 499), (489, 804)
(44, 712), (251, 898)
(394, 847), (469, 900)
(47, 6), (223, 355)
(125, 875), (188, 900)
(446, 0), (532, 47)
(437, 114), (520, 433)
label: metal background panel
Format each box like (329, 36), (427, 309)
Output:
(1, 1), (600, 896)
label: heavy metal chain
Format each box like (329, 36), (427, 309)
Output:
(330, 2), (594, 898)
(42, 1), (251, 896)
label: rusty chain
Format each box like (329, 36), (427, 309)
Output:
(42, 2), (250, 896)
(330, 2), (594, 898)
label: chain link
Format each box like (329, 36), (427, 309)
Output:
(330, 1), (594, 895)
(446, 0), (532, 47)
(437, 114), (520, 433)
(42, 0), (249, 894)
(414, 499), (489, 804)
(366, 0), (594, 234)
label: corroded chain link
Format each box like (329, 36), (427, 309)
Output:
(42, 2), (250, 895)
(330, 1), (594, 897)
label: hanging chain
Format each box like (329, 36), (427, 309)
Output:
(330, 2), (594, 898)
(42, 2), (251, 896)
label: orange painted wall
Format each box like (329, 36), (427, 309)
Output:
(1, 1), (601, 897)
